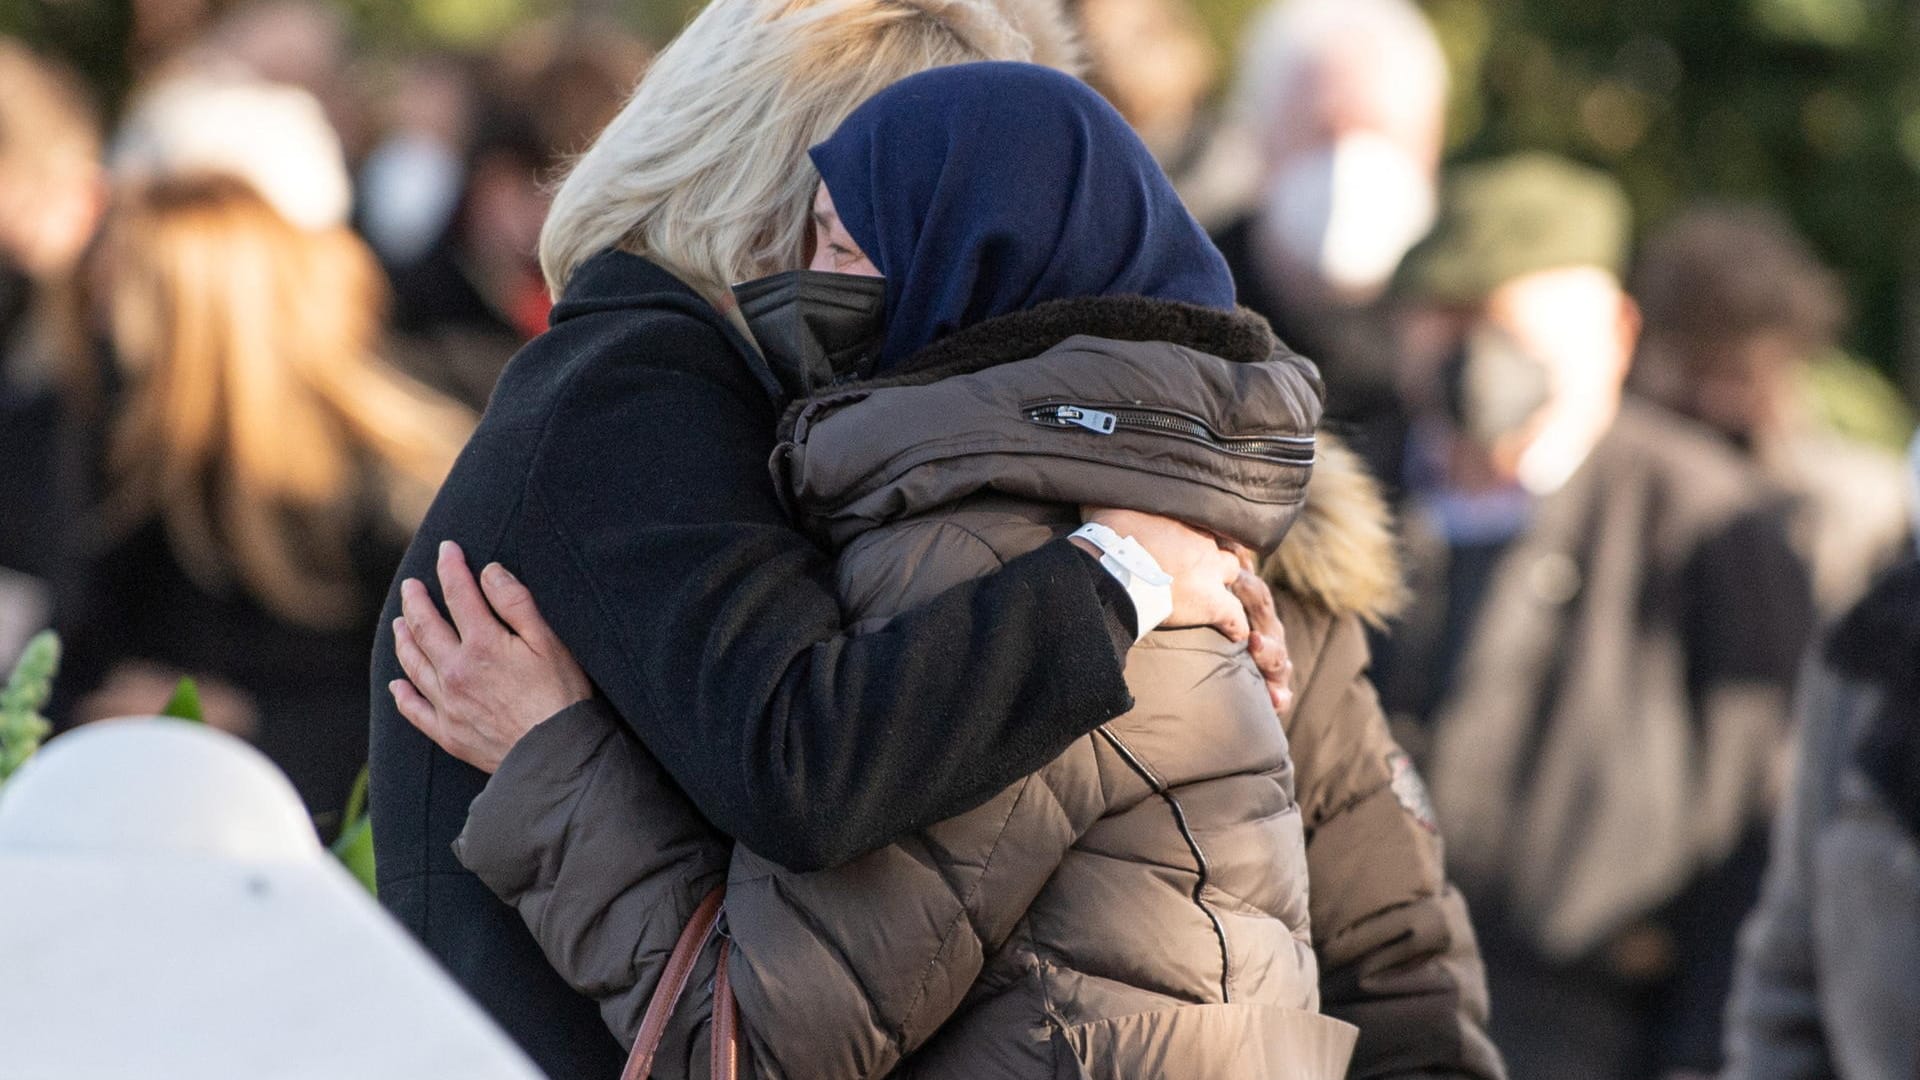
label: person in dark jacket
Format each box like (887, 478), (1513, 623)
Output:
(1724, 440), (1920, 1079)
(1630, 205), (1912, 619)
(1210, 0), (1448, 483)
(363, 4), (1289, 1078)
(1375, 153), (1816, 1079)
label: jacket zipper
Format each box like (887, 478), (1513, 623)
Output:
(1095, 726), (1233, 1004)
(1024, 402), (1315, 466)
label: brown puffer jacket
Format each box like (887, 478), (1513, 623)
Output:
(455, 299), (1498, 1079)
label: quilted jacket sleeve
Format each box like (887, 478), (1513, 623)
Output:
(453, 519), (1115, 1079)
(1278, 597), (1506, 1080)
(452, 697), (731, 1048)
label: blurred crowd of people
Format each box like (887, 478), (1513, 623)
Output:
(0, 4), (650, 831)
(0, 0), (1912, 1077)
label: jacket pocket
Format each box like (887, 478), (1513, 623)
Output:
(1023, 401), (1316, 465)
(1048, 1000), (1356, 1080)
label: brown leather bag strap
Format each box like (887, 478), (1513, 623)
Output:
(622, 885), (726, 1080)
(710, 937), (739, 1080)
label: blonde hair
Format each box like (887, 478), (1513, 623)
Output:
(102, 176), (474, 630)
(540, 0), (1081, 307)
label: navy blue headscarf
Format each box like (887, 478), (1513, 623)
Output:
(808, 62), (1237, 371)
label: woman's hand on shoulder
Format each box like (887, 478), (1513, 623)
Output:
(1080, 509), (1294, 714)
(389, 541), (593, 774)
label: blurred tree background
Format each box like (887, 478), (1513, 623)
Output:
(5, 0), (1917, 392)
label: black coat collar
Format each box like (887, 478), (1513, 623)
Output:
(888, 295), (1291, 382)
(552, 250), (779, 398)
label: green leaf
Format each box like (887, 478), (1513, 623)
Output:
(0, 631), (60, 784)
(0, 630), (59, 715)
(160, 677), (203, 724)
(341, 764), (370, 824)
(331, 816), (377, 894)
(1803, 350), (1918, 450)
(330, 764), (376, 893)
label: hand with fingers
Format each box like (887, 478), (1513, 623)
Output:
(1230, 557), (1296, 716)
(390, 540), (593, 774)
(1080, 509), (1294, 716)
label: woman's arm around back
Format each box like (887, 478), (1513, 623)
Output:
(505, 302), (1136, 870)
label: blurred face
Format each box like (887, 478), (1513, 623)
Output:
(807, 182), (879, 276)
(1258, 42), (1444, 301)
(465, 151), (548, 267)
(1400, 267), (1639, 491)
(0, 155), (105, 281)
(1637, 332), (1799, 445)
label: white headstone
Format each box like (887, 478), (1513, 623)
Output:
(0, 719), (545, 1080)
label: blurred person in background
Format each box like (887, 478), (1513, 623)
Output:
(1724, 434), (1920, 1080)
(356, 53), (475, 271)
(384, 23), (650, 410)
(53, 74), (473, 832)
(383, 112), (550, 408)
(197, 0), (363, 151)
(1211, 0), (1447, 480)
(1072, 0), (1258, 228)
(1631, 206), (1913, 620)
(0, 41), (105, 667)
(1374, 154), (1815, 1079)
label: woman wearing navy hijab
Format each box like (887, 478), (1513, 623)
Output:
(805, 61), (1237, 370)
(391, 62), (1473, 1080)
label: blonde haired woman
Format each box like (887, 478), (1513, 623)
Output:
(367, 0), (1296, 1074)
(58, 75), (472, 831)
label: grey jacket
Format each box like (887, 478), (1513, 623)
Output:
(1724, 559), (1920, 1080)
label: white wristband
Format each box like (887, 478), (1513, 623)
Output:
(1071, 522), (1174, 642)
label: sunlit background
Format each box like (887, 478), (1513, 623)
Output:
(9, 0), (1918, 404)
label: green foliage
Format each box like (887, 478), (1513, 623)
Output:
(328, 0), (570, 49)
(159, 677), (204, 724)
(1408, 0), (1920, 379)
(0, 631), (59, 783)
(3, 0), (1910, 382)
(1192, 0), (1920, 385)
(330, 765), (377, 893)
(1803, 350), (1917, 450)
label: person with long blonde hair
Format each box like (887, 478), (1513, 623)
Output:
(57, 75), (471, 831)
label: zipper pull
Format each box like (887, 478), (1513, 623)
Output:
(1031, 405), (1118, 434)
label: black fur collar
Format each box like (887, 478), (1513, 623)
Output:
(778, 295), (1298, 438)
(894, 295), (1284, 379)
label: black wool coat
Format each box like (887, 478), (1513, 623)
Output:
(367, 251), (1138, 1078)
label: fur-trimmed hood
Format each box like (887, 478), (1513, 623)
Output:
(1264, 431), (1407, 627)
(775, 294), (1406, 625)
